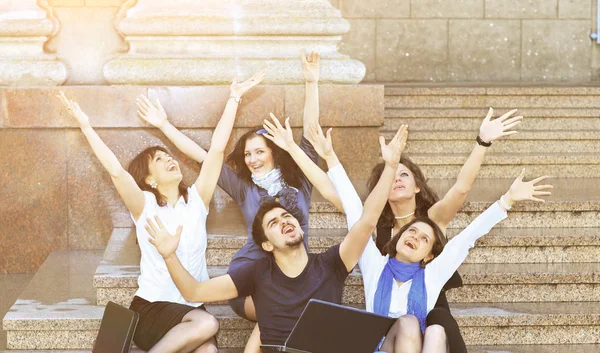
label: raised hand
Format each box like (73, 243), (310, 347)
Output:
(479, 108), (523, 144)
(301, 49), (320, 83)
(230, 71), (265, 99)
(56, 91), (90, 128)
(146, 216), (183, 259)
(505, 169), (552, 205)
(137, 95), (168, 128)
(379, 125), (408, 169)
(306, 122), (334, 159)
(262, 113), (295, 151)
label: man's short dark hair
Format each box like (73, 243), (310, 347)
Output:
(252, 201), (291, 246)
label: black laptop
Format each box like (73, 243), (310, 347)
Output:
(260, 299), (396, 353)
(92, 301), (139, 353)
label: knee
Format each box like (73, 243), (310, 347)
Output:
(424, 324), (447, 344)
(396, 315), (422, 340)
(189, 312), (219, 338)
(204, 343), (218, 353)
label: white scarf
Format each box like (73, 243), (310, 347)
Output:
(252, 168), (291, 196)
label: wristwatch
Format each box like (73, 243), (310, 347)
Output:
(229, 96), (242, 104)
(476, 135), (492, 147)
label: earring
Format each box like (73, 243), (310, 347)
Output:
(150, 180), (158, 189)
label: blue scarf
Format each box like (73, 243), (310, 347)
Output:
(373, 258), (427, 332)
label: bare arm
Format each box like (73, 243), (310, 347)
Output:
(145, 217), (240, 302)
(339, 126), (408, 272)
(194, 72), (264, 209)
(262, 114), (343, 212)
(429, 108), (523, 228)
(301, 50), (320, 138)
(57, 92), (145, 220)
(137, 96), (207, 163)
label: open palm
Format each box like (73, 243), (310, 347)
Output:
(137, 95), (168, 128)
(230, 71), (265, 98)
(479, 108), (523, 143)
(56, 91), (90, 128)
(262, 113), (295, 151)
(380, 124), (408, 169)
(146, 216), (182, 259)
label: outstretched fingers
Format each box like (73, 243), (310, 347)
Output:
(498, 109), (519, 122)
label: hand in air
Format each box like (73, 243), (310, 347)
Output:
(137, 95), (168, 129)
(306, 122), (334, 160)
(380, 124), (408, 169)
(506, 169), (553, 204)
(262, 113), (296, 151)
(479, 108), (523, 144)
(230, 71), (266, 99)
(301, 49), (320, 83)
(56, 91), (90, 128)
(146, 216), (183, 259)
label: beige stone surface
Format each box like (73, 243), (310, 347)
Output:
(559, 0), (592, 19)
(51, 7), (123, 85)
(339, 0), (409, 18)
(85, 0), (126, 6)
(485, 0), (559, 18)
(411, 0), (484, 18)
(449, 20), (521, 81)
(340, 19), (376, 81)
(522, 20), (592, 81)
(376, 20), (448, 81)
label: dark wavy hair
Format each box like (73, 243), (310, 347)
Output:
(128, 146), (188, 207)
(252, 201), (291, 247)
(383, 217), (447, 266)
(225, 127), (302, 189)
(367, 155), (439, 229)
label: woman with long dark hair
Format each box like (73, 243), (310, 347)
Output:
(57, 72), (262, 353)
(136, 51), (344, 352)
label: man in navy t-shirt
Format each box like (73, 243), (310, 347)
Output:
(146, 128), (405, 346)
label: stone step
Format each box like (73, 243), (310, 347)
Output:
(215, 178), (600, 229)
(408, 154), (600, 178)
(383, 113), (600, 132)
(380, 130), (600, 154)
(385, 94), (600, 110)
(96, 260), (600, 307)
(7, 300), (600, 348)
(384, 85), (600, 97)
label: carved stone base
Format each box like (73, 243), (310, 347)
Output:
(0, 58), (67, 86)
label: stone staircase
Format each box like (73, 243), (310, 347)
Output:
(3, 84), (600, 352)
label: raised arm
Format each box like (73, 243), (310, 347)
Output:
(429, 108), (523, 228)
(427, 169), (552, 293)
(136, 96), (207, 163)
(57, 92), (145, 220)
(146, 216), (239, 302)
(301, 50), (320, 137)
(339, 125), (408, 272)
(262, 113), (343, 212)
(194, 72), (265, 209)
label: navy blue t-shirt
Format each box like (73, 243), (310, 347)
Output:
(228, 244), (350, 345)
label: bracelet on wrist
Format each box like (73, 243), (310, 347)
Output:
(476, 135), (492, 147)
(229, 96), (242, 104)
(499, 195), (512, 210)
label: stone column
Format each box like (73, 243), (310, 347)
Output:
(104, 0), (365, 85)
(0, 0), (67, 86)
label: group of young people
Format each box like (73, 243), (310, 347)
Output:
(58, 50), (553, 353)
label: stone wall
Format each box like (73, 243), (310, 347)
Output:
(43, 0), (600, 84)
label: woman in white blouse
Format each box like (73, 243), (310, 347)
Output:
(56, 72), (263, 353)
(308, 123), (552, 353)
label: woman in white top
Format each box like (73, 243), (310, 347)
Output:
(310, 124), (552, 353)
(56, 71), (263, 353)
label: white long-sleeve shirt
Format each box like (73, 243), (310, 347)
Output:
(327, 164), (507, 317)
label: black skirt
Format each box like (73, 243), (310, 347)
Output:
(129, 295), (205, 351)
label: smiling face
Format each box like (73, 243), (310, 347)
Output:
(146, 150), (182, 187)
(394, 221), (436, 264)
(260, 207), (304, 252)
(244, 135), (275, 177)
(389, 163), (420, 202)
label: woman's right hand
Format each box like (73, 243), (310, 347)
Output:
(306, 122), (334, 160)
(380, 124), (408, 170)
(57, 91), (90, 129)
(146, 216), (182, 259)
(478, 107), (523, 144)
(137, 95), (168, 129)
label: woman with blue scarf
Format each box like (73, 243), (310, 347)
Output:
(312, 125), (552, 353)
